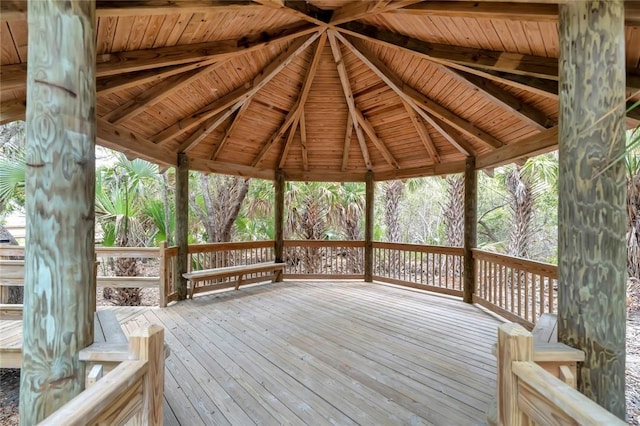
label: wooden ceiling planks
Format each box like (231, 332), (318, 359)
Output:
(4, 1), (639, 180)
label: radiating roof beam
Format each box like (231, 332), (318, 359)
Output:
(328, 31), (373, 170)
(341, 114), (354, 171)
(105, 60), (230, 124)
(211, 101), (253, 160)
(154, 31), (320, 145)
(339, 33), (504, 149)
(0, 23), (317, 95)
(253, 32), (327, 166)
(402, 100), (440, 163)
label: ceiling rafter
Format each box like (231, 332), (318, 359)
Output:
(154, 31), (321, 145)
(95, 60), (216, 96)
(96, 119), (176, 167)
(254, 31), (328, 167)
(352, 107), (399, 168)
(251, 0), (331, 26)
(0, 99), (25, 125)
(341, 114), (354, 171)
(340, 34), (504, 150)
(329, 0), (422, 25)
(252, 100), (302, 166)
(299, 110), (309, 171)
(388, 2), (558, 21)
(402, 100), (440, 164)
(278, 117), (300, 169)
(387, 2), (640, 26)
(105, 60), (230, 125)
(1, 0), (258, 20)
(429, 117), (477, 156)
(338, 21), (558, 80)
(178, 106), (239, 153)
(0, 23), (317, 95)
(449, 69), (553, 130)
(211, 101), (254, 160)
(328, 31), (372, 171)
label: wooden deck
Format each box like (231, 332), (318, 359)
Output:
(114, 280), (502, 426)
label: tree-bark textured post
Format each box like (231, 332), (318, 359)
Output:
(463, 156), (477, 304)
(365, 171), (374, 282)
(558, 1), (627, 418)
(175, 153), (189, 300)
(274, 169), (285, 269)
(20, 0), (96, 422)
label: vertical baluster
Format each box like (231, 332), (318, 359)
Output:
(539, 274), (545, 314)
(524, 271), (529, 323)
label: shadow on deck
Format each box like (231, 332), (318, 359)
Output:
(114, 280), (502, 426)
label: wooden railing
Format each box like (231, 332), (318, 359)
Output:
(473, 249), (557, 329)
(496, 323), (624, 426)
(0, 245), (163, 307)
(372, 242), (465, 297)
(283, 240), (365, 278)
(40, 325), (165, 426)
(162, 241), (275, 304)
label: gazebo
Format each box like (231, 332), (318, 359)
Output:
(1, 0), (638, 424)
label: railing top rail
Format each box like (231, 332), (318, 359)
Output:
(95, 247), (160, 258)
(373, 241), (464, 255)
(284, 240), (365, 248)
(472, 248), (557, 277)
(187, 240), (274, 254)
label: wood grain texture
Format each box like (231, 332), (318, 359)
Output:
(274, 169), (284, 264)
(175, 153), (189, 300)
(557, 1), (627, 419)
(364, 171), (374, 282)
(20, 0), (96, 423)
(463, 156), (477, 304)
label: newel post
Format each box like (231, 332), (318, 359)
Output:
(274, 169), (285, 273)
(20, 0), (96, 422)
(463, 156), (477, 303)
(497, 323), (532, 426)
(175, 153), (189, 300)
(364, 171), (374, 282)
(558, 0), (627, 418)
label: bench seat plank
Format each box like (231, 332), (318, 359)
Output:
(183, 262), (284, 281)
(183, 262), (284, 298)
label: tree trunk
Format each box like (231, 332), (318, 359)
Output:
(506, 166), (534, 259)
(20, 0), (96, 421)
(628, 169), (640, 280)
(558, 0), (627, 417)
(444, 175), (464, 247)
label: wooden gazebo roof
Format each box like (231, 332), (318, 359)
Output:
(2, 1), (639, 181)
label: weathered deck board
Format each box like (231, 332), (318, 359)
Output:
(115, 280), (501, 425)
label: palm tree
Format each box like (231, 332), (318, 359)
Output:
(504, 155), (558, 259)
(285, 182), (342, 273)
(443, 174), (464, 247)
(380, 180), (404, 243)
(96, 153), (160, 305)
(337, 182), (365, 273)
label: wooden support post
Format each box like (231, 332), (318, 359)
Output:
(463, 156), (477, 303)
(175, 153), (189, 300)
(159, 241), (167, 307)
(497, 323), (532, 426)
(274, 169), (285, 271)
(558, 1), (627, 418)
(20, 0), (96, 422)
(129, 325), (164, 425)
(365, 171), (374, 282)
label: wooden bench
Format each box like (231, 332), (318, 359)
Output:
(0, 310), (128, 370)
(486, 313), (585, 425)
(183, 261), (285, 299)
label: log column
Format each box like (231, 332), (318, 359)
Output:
(175, 153), (189, 300)
(463, 156), (477, 304)
(365, 171), (374, 282)
(274, 169), (285, 270)
(20, 0), (96, 422)
(558, 1), (627, 418)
